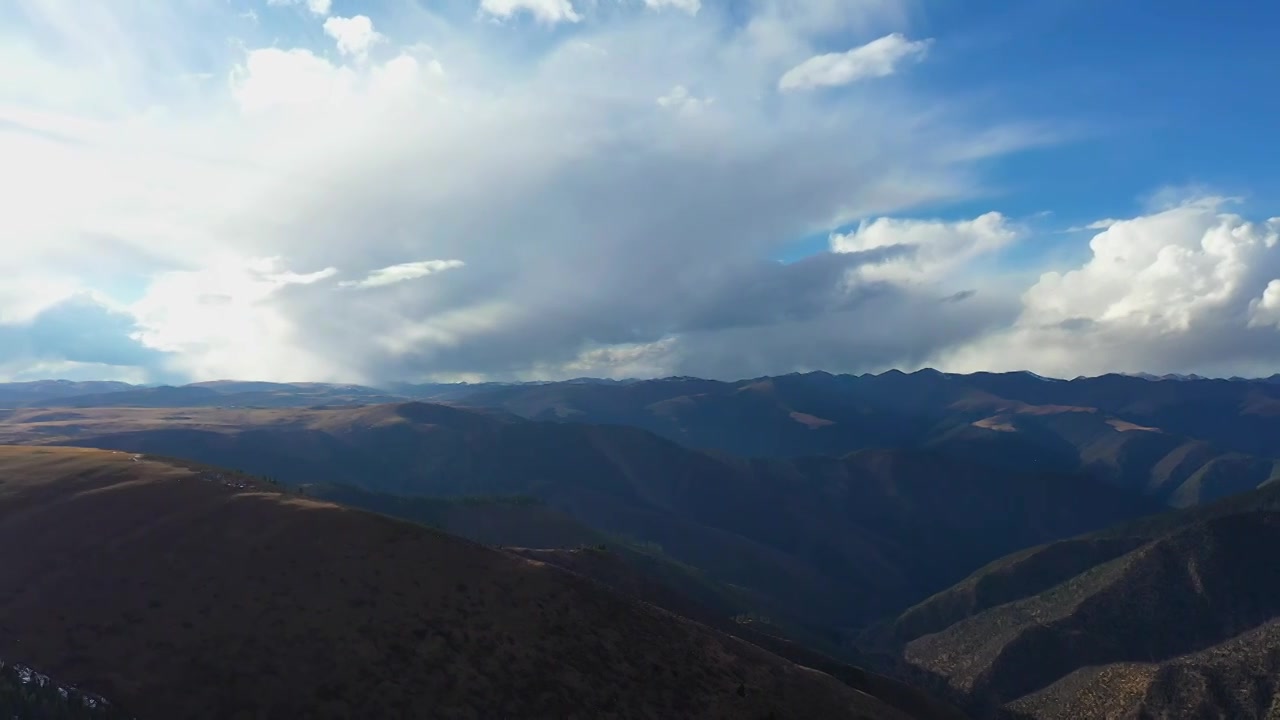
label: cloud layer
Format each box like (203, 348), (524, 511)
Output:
(1, 1), (1276, 383)
(942, 199), (1280, 377)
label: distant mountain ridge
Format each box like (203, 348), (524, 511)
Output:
(5, 369), (1280, 410)
(431, 370), (1280, 505)
(14, 368), (1276, 508)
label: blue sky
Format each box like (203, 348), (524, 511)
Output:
(776, 0), (1280, 261)
(0, 0), (1278, 383)
(926, 0), (1278, 217)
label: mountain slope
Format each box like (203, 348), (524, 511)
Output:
(889, 479), (1280, 718)
(297, 484), (775, 632)
(300, 484), (609, 549)
(448, 371), (1280, 506)
(0, 659), (127, 720)
(1009, 618), (1280, 719)
(0, 403), (1159, 630)
(12, 371), (1279, 509)
(511, 547), (971, 720)
(18, 382), (407, 409)
(296, 485), (969, 718)
(0, 446), (913, 720)
(922, 406), (1280, 507)
(0, 381), (137, 408)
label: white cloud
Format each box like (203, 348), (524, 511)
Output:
(479, 0), (582, 24)
(644, 0), (700, 15)
(0, 360), (154, 384)
(129, 257), (343, 382)
(0, 274), (82, 324)
(655, 85), (712, 113)
(266, 0), (331, 14)
(1248, 280), (1280, 329)
(779, 33), (931, 92)
(340, 260), (465, 289)
(551, 338), (679, 379)
(232, 47), (357, 114)
(743, 0), (911, 62)
(0, 0), (1053, 382)
(323, 15), (384, 59)
(938, 199), (1280, 377)
(7, 0), (1274, 386)
(1063, 218), (1123, 233)
(831, 212), (1021, 283)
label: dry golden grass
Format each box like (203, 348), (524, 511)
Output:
(900, 507), (1280, 718)
(787, 412), (836, 429)
(0, 407), (328, 444)
(970, 416), (1017, 433)
(1104, 419), (1161, 433)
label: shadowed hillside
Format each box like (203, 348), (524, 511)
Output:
(451, 371), (1280, 507)
(0, 381), (408, 410)
(0, 404), (1160, 630)
(886, 478), (1280, 718)
(0, 381), (137, 408)
(297, 484), (779, 634)
(510, 547), (972, 720)
(4, 373), (1276, 717)
(0, 659), (128, 720)
(300, 484), (609, 549)
(0, 446), (917, 720)
(10, 371), (1278, 507)
(293, 485), (972, 718)
(1008, 619), (1280, 719)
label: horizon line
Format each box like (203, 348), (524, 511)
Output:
(5, 369), (1280, 389)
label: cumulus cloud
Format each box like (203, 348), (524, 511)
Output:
(5, 0), (1263, 385)
(938, 198), (1280, 377)
(323, 15), (384, 59)
(340, 260), (466, 289)
(830, 212), (1021, 283)
(480, 0), (582, 24)
(1249, 280), (1280, 329)
(779, 33), (931, 92)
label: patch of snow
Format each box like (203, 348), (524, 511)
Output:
(1016, 370), (1064, 382)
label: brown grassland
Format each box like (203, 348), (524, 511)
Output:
(0, 446), (911, 720)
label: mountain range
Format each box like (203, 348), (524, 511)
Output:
(5, 370), (1278, 505)
(885, 476), (1280, 718)
(3, 369), (1280, 717)
(0, 446), (931, 720)
(0, 402), (1161, 635)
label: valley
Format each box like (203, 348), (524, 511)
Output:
(0, 447), (921, 720)
(0, 400), (1162, 634)
(2, 370), (1279, 718)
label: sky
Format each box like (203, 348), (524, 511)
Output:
(1, 0), (1278, 384)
